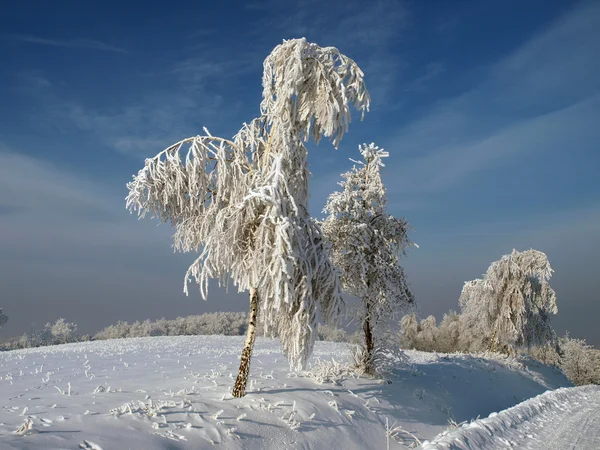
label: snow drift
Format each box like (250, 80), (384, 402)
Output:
(422, 384), (600, 449)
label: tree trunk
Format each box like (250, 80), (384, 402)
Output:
(363, 302), (375, 374)
(232, 287), (259, 398)
(487, 321), (499, 352)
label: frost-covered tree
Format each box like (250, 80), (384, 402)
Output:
(126, 38), (370, 396)
(436, 311), (462, 353)
(459, 249), (558, 354)
(0, 308), (7, 330)
(399, 313), (458, 353)
(322, 144), (414, 373)
(399, 313), (419, 349)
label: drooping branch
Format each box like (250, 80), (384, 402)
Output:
(126, 38), (370, 372)
(126, 133), (251, 227)
(459, 249), (558, 351)
(261, 38), (370, 148)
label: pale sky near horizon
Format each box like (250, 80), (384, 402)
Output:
(1, 0), (598, 346)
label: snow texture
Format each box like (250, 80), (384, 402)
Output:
(0, 335), (574, 449)
(422, 385), (600, 449)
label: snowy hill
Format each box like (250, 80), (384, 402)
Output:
(0, 336), (574, 449)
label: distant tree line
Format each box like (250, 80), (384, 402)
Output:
(0, 312), (359, 350)
(0, 318), (84, 350)
(93, 312), (249, 340)
(1, 308), (598, 386)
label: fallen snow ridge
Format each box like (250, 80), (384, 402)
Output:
(421, 384), (600, 449)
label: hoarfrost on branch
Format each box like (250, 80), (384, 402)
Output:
(459, 249), (558, 352)
(126, 38), (370, 371)
(322, 143), (415, 370)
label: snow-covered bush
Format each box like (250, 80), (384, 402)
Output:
(93, 320), (131, 340)
(49, 318), (79, 344)
(399, 313), (459, 353)
(398, 314), (600, 386)
(528, 342), (561, 367)
(18, 327), (52, 348)
(398, 313), (419, 348)
(460, 249), (558, 354)
(417, 316), (438, 352)
(399, 309), (501, 354)
(322, 143), (415, 374)
(559, 334), (600, 386)
(301, 357), (359, 385)
(316, 323), (349, 342)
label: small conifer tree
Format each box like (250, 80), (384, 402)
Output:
(322, 143), (414, 373)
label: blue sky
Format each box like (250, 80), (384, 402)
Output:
(1, 0), (598, 345)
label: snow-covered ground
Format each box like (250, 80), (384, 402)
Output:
(0, 336), (578, 449)
(423, 385), (600, 449)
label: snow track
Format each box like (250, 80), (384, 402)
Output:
(422, 385), (600, 449)
(539, 391), (600, 450)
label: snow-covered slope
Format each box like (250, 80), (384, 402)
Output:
(0, 336), (572, 449)
(422, 385), (600, 449)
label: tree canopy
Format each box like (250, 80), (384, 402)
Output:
(460, 249), (558, 352)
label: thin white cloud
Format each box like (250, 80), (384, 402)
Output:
(59, 92), (227, 155)
(389, 94), (599, 194)
(405, 62), (445, 92)
(171, 58), (230, 86)
(14, 71), (52, 92)
(242, 0), (410, 103)
(16, 55), (244, 156)
(8, 34), (128, 53)
(54, 101), (195, 155)
(0, 144), (173, 256)
(0, 145), (116, 215)
(385, 1), (600, 193)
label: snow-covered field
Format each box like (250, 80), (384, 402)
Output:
(0, 336), (582, 449)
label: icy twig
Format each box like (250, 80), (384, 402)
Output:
(15, 418), (34, 435)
